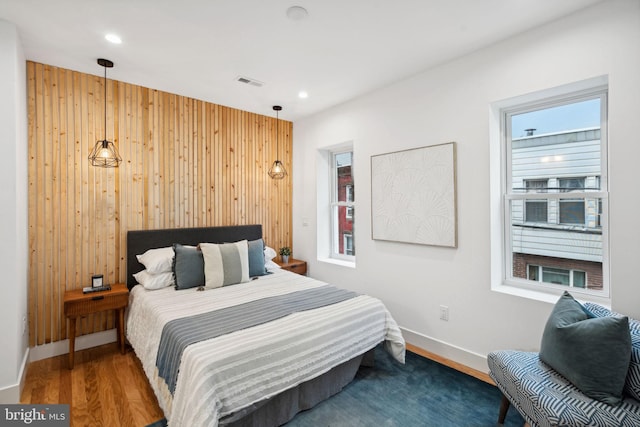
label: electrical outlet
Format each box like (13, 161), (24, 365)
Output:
(439, 305), (449, 321)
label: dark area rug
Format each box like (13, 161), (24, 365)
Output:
(287, 346), (523, 427)
(145, 419), (167, 427)
(147, 346), (524, 426)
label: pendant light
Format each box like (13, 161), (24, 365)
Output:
(88, 58), (122, 168)
(268, 105), (287, 179)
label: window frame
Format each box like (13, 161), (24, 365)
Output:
(497, 83), (609, 300)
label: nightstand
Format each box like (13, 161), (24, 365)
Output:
(63, 283), (129, 369)
(277, 258), (307, 275)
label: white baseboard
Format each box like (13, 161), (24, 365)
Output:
(29, 330), (117, 362)
(0, 347), (29, 404)
(401, 327), (489, 374)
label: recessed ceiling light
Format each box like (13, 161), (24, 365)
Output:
(286, 6), (308, 21)
(298, 91), (309, 99)
(105, 33), (122, 44)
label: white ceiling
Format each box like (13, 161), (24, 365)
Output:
(1, 0), (603, 121)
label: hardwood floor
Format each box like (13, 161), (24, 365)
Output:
(21, 343), (164, 427)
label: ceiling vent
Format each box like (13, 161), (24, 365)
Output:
(236, 76), (264, 87)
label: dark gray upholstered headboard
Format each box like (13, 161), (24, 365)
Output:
(126, 225), (263, 290)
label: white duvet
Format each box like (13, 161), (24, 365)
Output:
(126, 269), (405, 427)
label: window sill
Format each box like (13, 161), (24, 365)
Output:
(492, 281), (611, 308)
(318, 257), (356, 269)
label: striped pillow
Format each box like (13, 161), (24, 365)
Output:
(200, 240), (250, 289)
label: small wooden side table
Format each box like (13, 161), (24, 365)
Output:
(277, 258), (307, 275)
(63, 283), (129, 369)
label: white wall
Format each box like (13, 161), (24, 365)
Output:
(0, 20), (29, 402)
(292, 0), (640, 372)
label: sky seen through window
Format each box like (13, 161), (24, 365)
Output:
(511, 98), (600, 138)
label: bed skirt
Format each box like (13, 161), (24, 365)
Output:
(220, 348), (375, 426)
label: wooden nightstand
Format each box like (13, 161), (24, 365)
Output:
(277, 258), (307, 275)
(63, 283), (129, 369)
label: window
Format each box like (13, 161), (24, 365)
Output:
(343, 232), (354, 255)
(345, 184), (354, 219)
(345, 185), (354, 202)
(330, 151), (355, 260)
(524, 180), (548, 222)
(346, 206), (353, 219)
(559, 178), (586, 225)
(525, 201), (548, 222)
(559, 200), (585, 225)
(597, 198), (603, 227)
(496, 79), (609, 298)
(527, 265), (587, 289)
(559, 178), (585, 192)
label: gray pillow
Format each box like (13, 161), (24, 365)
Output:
(172, 244), (204, 290)
(248, 238), (267, 277)
(539, 291), (631, 405)
(584, 302), (640, 401)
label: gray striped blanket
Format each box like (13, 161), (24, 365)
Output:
(156, 285), (359, 394)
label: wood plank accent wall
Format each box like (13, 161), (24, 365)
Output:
(27, 61), (292, 347)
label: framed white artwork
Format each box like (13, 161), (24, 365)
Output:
(371, 142), (457, 247)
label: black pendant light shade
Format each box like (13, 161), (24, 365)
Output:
(268, 105), (287, 179)
(89, 58), (122, 168)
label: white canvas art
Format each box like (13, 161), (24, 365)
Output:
(371, 142), (457, 247)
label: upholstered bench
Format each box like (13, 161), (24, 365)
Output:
(488, 301), (640, 427)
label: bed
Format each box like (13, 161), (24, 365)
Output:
(125, 225), (405, 426)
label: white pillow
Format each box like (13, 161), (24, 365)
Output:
(133, 269), (174, 290)
(266, 260), (281, 269)
(200, 240), (250, 289)
(136, 247), (174, 274)
(264, 246), (277, 261)
(264, 246), (280, 269)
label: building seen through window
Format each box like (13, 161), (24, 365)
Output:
(506, 95), (607, 293)
(332, 151), (355, 258)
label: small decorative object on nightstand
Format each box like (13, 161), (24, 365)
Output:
(277, 258), (307, 276)
(91, 274), (103, 288)
(63, 283), (129, 369)
(83, 273), (111, 293)
(279, 246), (291, 264)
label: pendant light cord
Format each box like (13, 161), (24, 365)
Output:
(89, 58), (121, 167)
(104, 64), (107, 142)
(268, 105), (286, 179)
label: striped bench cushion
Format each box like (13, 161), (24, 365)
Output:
(488, 351), (640, 427)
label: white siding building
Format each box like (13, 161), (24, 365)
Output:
(510, 128), (603, 289)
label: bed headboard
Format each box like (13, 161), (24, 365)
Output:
(126, 224), (263, 290)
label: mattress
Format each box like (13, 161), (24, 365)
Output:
(126, 268), (405, 427)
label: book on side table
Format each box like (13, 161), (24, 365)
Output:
(82, 285), (112, 293)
